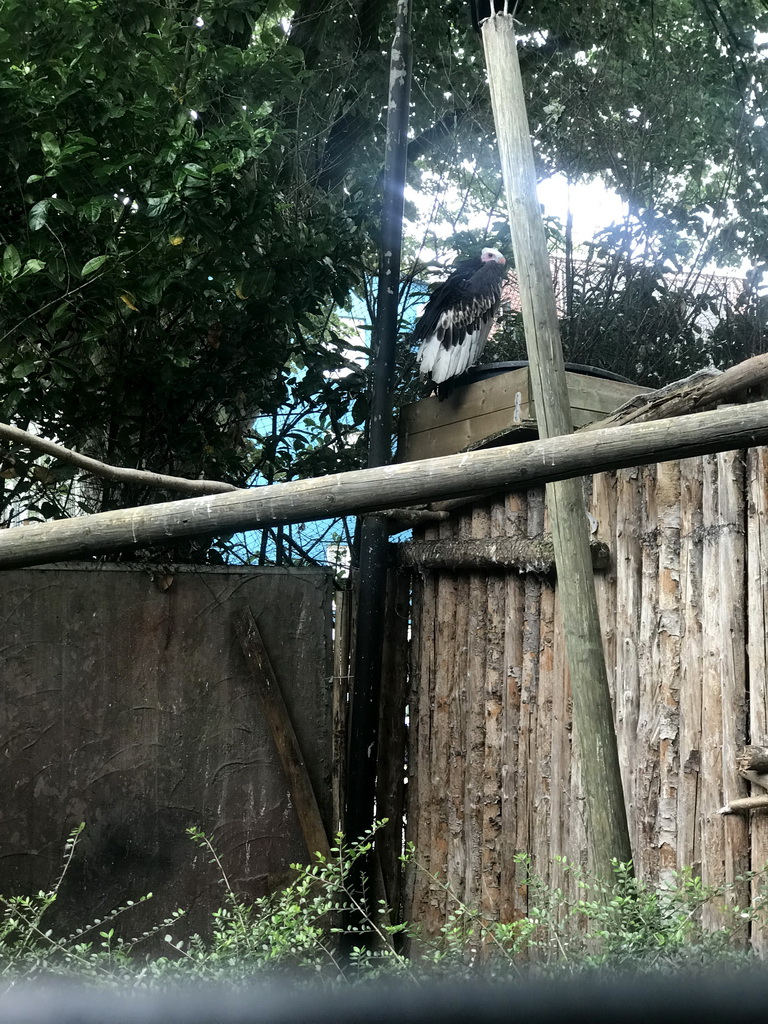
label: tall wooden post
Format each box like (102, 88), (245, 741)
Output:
(346, 0), (413, 846)
(481, 13), (632, 876)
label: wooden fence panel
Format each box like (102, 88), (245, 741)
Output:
(0, 564), (334, 939)
(403, 446), (765, 948)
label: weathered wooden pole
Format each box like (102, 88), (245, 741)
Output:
(481, 13), (633, 875)
(347, 0), (413, 846)
(1, 401), (768, 569)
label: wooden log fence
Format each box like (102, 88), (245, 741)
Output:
(2, 401), (768, 569)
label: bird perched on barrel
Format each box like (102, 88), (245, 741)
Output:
(413, 247), (507, 396)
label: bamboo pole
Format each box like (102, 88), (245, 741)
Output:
(1, 401), (767, 570)
(481, 12), (632, 874)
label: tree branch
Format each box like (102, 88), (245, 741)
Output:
(0, 421), (238, 496)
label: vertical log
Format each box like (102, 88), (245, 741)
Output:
(433, 512), (459, 919)
(614, 466), (644, 857)
(499, 491), (525, 922)
(483, 498), (507, 921)
(376, 567), (411, 918)
(481, 13), (631, 877)
(654, 461), (682, 878)
(700, 452), (749, 932)
(677, 457), (704, 875)
(635, 466), (660, 882)
(465, 503), (490, 914)
(747, 447), (768, 954)
(715, 452), (749, 927)
(347, 0), (412, 850)
(332, 585), (354, 833)
(404, 523), (438, 926)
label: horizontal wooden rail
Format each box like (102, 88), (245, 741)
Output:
(2, 400), (768, 569)
(394, 537), (610, 573)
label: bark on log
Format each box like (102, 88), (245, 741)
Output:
(738, 746), (768, 775)
(394, 536), (610, 573)
(3, 401), (768, 569)
(589, 354), (768, 431)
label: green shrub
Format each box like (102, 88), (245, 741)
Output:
(0, 825), (763, 989)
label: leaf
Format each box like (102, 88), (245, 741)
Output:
(120, 293), (139, 311)
(235, 281), (249, 300)
(50, 197), (74, 215)
(40, 132), (60, 160)
(26, 174), (44, 184)
(169, 235), (184, 246)
(12, 361), (37, 379)
(81, 255), (108, 276)
(28, 200), (50, 231)
(3, 245), (21, 279)
(80, 199), (102, 223)
(21, 259), (46, 275)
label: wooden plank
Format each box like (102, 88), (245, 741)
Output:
(7, 401), (768, 569)
(398, 367), (531, 434)
(397, 368), (649, 463)
(747, 447), (768, 954)
(430, 511), (459, 921)
(613, 467), (644, 861)
(235, 608), (331, 862)
(699, 453), (748, 931)
(445, 509), (470, 908)
(332, 585), (353, 834)
(633, 465), (660, 882)
(0, 565), (334, 940)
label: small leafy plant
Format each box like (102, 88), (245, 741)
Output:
(0, 824), (764, 989)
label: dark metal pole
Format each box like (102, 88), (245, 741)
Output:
(345, 0), (412, 845)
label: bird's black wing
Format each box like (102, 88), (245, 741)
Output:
(411, 258), (483, 345)
(414, 259), (506, 386)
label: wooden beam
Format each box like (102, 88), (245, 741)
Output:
(394, 537), (610, 573)
(1, 400), (768, 569)
(235, 608), (331, 861)
(482, 12), (632, 875)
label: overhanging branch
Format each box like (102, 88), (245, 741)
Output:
(0, 421), (238, 496)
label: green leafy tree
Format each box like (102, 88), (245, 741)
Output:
(0, 0), (366, 535)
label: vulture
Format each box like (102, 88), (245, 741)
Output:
(413, 247), (507, 393)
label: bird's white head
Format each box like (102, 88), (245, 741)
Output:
(481, 247), (506, 265)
